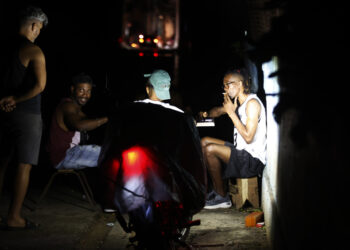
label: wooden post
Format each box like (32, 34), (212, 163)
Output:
(229, 177), (259, 209)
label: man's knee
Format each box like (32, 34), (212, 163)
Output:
(206, 143), (217, 156)
(201, 136), (214, 149)
(201, 137), (208, 147)
(18, 163), (32, 173)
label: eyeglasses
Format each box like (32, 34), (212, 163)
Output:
(222, 80), (240, 90)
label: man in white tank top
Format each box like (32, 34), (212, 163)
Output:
(200, 68), (266, 209)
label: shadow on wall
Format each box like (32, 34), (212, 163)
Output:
(250, 0), (348, 249)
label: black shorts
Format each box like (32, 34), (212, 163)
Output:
(222, 142), (265, 179)
(0, 111), (42, 165)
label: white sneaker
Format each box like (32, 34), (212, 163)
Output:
(103, 208), (117, 213)
(204, 192), (232, 209)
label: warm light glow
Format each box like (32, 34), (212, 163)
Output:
(122, 146), (150, 177)
(153, 38), (159, 43)
(127, 151), (137, 165)
(139, 38), (144, 43)
(120, 1), (180, 50)
(131, 43), (138, 48)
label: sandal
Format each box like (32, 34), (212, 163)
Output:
(4, 218), (40, 231)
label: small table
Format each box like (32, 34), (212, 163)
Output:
(195, 118), (215, 128)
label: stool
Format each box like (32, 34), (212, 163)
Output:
(229, 177), (260, 209)
(36, 169), (96, 209)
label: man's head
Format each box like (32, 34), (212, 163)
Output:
(70, 73), (94, 106)
(18, 6), (48, 42)
(144, 69), (171, 101)
(223, 68), (251, 98)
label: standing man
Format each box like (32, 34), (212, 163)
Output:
(47, 73), (108, 170)
(201, 68), (266, 209)
(0, 6), (48, 229)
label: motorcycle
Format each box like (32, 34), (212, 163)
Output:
(98, 101), (207, 249)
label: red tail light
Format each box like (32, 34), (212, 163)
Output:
(122, 146), (149, 176)
(111, 159), (120, 174)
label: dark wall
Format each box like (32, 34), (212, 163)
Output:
(250, 0), (348, 249)
(1, 0), (123, 119)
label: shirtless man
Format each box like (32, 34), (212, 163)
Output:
(0, 6), (48, 230)
(201, 68), (266, 209)
(47, 73), (108, 170)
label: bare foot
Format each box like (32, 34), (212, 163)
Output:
(6, 216), (26, 228)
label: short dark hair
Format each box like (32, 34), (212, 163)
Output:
(71, 73), (94, 87)
(18, 6), (48, 27)
(145, 80), (153, 89)
(224, 68), (251, 94)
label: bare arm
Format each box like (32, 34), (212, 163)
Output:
(198, 106), (226, 119)
(208, 106), (226, 118)
(61, 103), (108, 132)
(224, 95), (261, 144)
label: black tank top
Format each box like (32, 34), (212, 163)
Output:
(1, 35), (41, 114)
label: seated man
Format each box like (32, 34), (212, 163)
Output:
(135, 69), (184, 113)
(201, 68), (266, 209)
(47, 73), (108, 169)
(98, 69), (207, 217)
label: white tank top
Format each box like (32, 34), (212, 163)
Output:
(233, 94), (267, 165)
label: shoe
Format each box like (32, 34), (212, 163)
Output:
(3, 218), (40, 231)
(204, 192), (232, 209)
(206, 190), (216, 201)
(103, 208), (117, 213)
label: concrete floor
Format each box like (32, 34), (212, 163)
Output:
(0, 176), (269, 250)
(103, 208), (270, 250)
